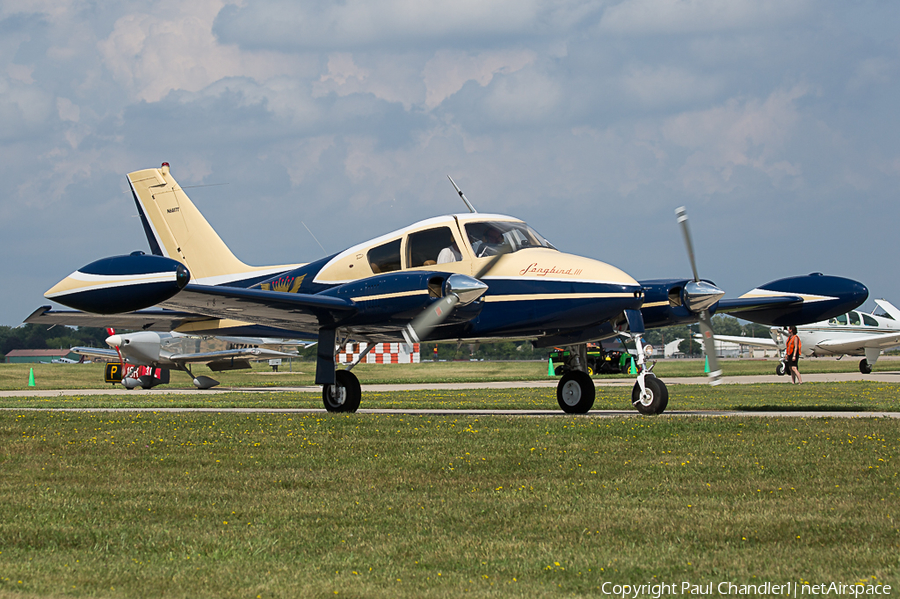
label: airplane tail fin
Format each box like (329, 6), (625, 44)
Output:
(128, 163), (299, 285)
(874, 299), (900, 321)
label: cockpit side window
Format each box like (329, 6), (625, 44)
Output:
(367, 239), (401, 274)
(863, 314), (878, 327)
(407, 227), (456, 267)
(833, 313), (848, 325)
(849, 311), (861, 326)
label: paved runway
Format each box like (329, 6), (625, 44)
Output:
(1, 370), (898, 418)
(2, 369), (899, 398)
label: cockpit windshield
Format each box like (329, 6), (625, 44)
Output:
(464, 221), (556, 258)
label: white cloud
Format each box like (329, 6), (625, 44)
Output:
(599, 0), (812, 35)
(621, 64), (722, 107)
(98, 1), (311, 102)
(423, 50), (537, 109)
(661, 86), (808, 194)
(56, 97), (80, 122)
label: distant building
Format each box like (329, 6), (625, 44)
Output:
(4, 349), (81, 364)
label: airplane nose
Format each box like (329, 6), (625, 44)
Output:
(106, 334), (123, 348)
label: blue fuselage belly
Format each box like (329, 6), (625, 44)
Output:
(463, 279), (641, 338)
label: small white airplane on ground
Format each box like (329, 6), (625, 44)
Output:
(66, 328), (308, 389)
(710, 299), (900, 374)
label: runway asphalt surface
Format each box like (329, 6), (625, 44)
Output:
(2, 370), (899, 418)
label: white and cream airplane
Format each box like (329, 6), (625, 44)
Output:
(62, 328), (309, 389)
(711, 299), (900, 374)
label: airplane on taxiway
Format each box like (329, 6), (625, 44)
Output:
(28, 163), (868, 415)
(709, 299), (900, 375)
(56, 326), (310, 389)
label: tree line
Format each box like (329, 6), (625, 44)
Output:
(0, 324), (109, 361)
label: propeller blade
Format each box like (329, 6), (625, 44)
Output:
(676, 206), (700, 282)
(106, 328), (126, 376)
(473, 244), (511, 280)
(697, 311), (722, 385)
(402, 274), (489, 344)
(403, 294), (460, 344)
(677, 206), (722, 385)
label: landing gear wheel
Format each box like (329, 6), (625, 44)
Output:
(859, 359), (872, 374)
(556, 371), (595, 414)
(632, 376), (669, 415)
(322, 370), (362, 413)
(775, 361), (787, 376)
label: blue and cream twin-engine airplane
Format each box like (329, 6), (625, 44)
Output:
(31, 163), (868, 414)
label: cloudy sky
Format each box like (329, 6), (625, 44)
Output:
(3, 0), (899, 327)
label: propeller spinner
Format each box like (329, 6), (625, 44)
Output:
(676, 206), (724, 385)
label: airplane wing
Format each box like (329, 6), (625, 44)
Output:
(70, 346), (120, 360)
(715, 295), (803, 314)
(26, 306), (207, 332)
(158, 284), (358, 333)
(167, 347), (298, 364)
(815, 331), (900, 354)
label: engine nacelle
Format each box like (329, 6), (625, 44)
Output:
(321, 271), (485, 329)
(45, 253), (190, 314)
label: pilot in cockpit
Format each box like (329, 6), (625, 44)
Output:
(437, 239), (462, 263)
(475, 226), (505, 257)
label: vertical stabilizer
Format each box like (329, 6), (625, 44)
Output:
(874, 299), (900, 321)
(128, 163), (301, 285)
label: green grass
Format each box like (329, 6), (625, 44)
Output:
(2, 361), (898, 596)
(0, 412), (897, 598)
(2, 356), (897, 391)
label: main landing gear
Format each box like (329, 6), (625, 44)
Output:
(859, 359), (872, 374)
(323, 370), (362, 412)
(553, 341), (668, 415)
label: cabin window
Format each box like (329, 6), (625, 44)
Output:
(849, 311), (861, 326)
(367, 239), (401, 274)
(863, 314), (878, 327)
(833, 313), (848, 325)
(407, 227), (457, 267)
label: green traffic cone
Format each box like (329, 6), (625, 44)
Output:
(628, 356), (637, 375)
(548, 357), (554, 376)
(704, 355), (709, 373)
(28, 368), (35, 387)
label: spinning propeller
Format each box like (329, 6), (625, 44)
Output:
(676, 206), (724, 385)
(402, 273), (490, 344)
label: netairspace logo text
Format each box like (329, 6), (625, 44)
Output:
(599, 581), (892, 597)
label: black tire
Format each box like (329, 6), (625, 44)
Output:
(554, 365), (566, 376)
(556, 371), (595, 414)
(322, 370), (362, 412)
(859, 359), (872, 375)
(632, 376), (669, 415)
(775, 362), (787, 376)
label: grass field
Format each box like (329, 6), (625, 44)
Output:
(1, 411), (897, 598)
(1, 361), (898, 597)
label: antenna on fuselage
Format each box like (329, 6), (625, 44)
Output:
(447, 176), (477, 213)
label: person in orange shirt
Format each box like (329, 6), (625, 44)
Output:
(784, 325), (802, 384)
